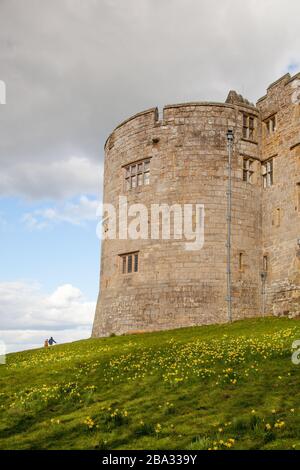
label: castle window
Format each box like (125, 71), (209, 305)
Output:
(120, 252), (139, 274)
(263, 255), (268, 272)
(243, 157), (254, 183)
(125, 159), (150, 190)
(242, 113), (256, 140)
(239, 252), (244, 271)
(272, 207), (281, 227)
(275, 208), (281, 227)
(262, 158), (273, 188)
(265, 115), (277, 135)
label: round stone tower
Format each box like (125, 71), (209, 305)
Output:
(92, 97), (262, 337)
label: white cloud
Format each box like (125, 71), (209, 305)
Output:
(0, 281), (95, 352)
(0, 156), (101, 200)
(22, 194), (99, 229)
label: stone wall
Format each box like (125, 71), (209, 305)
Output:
(257, 73), (300, 318)
(92, 100), (262, 337)
(92, 72), (300, 337)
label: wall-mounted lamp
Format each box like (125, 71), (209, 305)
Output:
(226, 129), (234, 143)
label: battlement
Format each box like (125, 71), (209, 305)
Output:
(257, 71), (300, 104)
(104, 99), (259, 150)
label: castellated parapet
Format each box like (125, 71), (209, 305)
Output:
(92, 72), (300, 337)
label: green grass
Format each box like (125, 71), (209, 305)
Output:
(0, 317), (300, 450)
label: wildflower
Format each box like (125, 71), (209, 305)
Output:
(83, 416), (95, 429)
(155, 423), (162, 434)
(274, 420), (285, 429)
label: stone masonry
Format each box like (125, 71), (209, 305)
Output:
(92, 72), (300, 337)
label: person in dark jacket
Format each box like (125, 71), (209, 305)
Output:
(48, 337), (57, 346)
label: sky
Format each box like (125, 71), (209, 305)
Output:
(0, 0), (300, 353)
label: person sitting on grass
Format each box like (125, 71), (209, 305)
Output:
(44, 339), (49, 348)
(48, 336), (57, 346)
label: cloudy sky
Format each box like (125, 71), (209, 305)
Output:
(0, 0), (300, 353)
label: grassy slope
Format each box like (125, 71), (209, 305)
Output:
(0, 317), (300, 450)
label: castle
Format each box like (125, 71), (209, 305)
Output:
(92, 72), (300, 337)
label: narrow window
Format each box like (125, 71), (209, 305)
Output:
(297, 183), (300, 212)
(127, 254), (133, 273)
(263, 255), (268, 272)
(265, 115), (277, 135)
(122, 255), (126, 274)
(262, 158), (273, 188)
(119, 252), (139, 274)
(249, 117), (254, 140)
(134, 253), (139, 272)
(242, 113), (256, 140)
(276, 208), (281, 227)
(239, 252), (244, 271)
(243, 114), (248, 139)
(124, 159), (151, 190)
(243, 157), (254, 183)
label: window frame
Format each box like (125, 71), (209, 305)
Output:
(238, 252), (244, 272)
(119, 251), (139, 274)
(124, 158), (151, 191)
(242, 113), (257, 141)
(297, 183), (300, 212)
(263, 255), (268, 273)
(264, 114), (277, 136)
(243, 157), (255, 183)
(262, 158), (274, 188)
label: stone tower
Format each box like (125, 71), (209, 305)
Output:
(92, 72), (300, 337)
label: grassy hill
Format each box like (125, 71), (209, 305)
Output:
(0, 317), (300, 450)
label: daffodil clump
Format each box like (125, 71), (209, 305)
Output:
(104, 327), (297, 385)
(5, 382), (99, 413)
(102, 406), (129, 428)
(83, 416), (96, 430)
